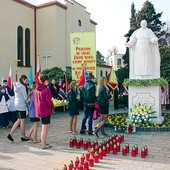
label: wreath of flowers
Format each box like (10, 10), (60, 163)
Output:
(127, 103), (156, 126)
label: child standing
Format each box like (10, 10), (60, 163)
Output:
(67, 81), (80, 135)
(27, 84), (40, 143)
(0, 86), (10, 128)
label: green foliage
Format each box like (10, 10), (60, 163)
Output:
(124, 78), (167, 87)
(136, 0), (164, 38)
(96, 50), (105, 64)
(42, 67), (72, 83)
(160, 46), (170, 84)
(116, 67), (129, 83)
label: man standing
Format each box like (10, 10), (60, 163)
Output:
(80, 74), (96, 135)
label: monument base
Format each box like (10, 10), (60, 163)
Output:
(129, 86), (164, 124)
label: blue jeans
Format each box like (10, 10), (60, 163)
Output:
(81, 104), (94, 133)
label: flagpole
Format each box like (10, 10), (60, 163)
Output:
(13, 58), (20, 81)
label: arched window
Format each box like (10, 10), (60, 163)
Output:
(25, 28), (30, 67)
(17, 26), (23, 66)
(100, 70), (103, 77)
(78, 19), (81, 26)
(106, 71), (108, 78)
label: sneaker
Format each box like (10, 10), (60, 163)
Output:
(7, 134), (14, 142)
(88, 132), (93, 135)
(80, 130), (86, 134)
(21, 137), (30, 141)
(93, 132), (99, 138)
(69, 130), (73, 133)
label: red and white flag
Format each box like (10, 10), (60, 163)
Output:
(35, 56), (41, 85)
(7, 66), (12, 89)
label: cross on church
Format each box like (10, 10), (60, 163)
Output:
(43, 51), (51, 69)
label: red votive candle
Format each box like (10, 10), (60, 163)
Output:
(83, 160), (89, 170)
(144, 145), (148, 156)
(85, 151), (90, 161)
(125, 143), (129, 153)
(122, 146), (127, 156)
(141, 147), (146, 158)
(80, 154), (85, 164)
(94, 152), (99, 163)
(113, 144), (117, 155)
(117, 142), (120, 152)
(89, 156), (94, 167)
(75, 157), (80, 169)
(70, 138), (74, 148)
(68, 160), (74, 170)
(134, 144), (138, 155)
(98, 148), (103, 159)
(131, 146), (137, 157)
(76, 139), (80, 149)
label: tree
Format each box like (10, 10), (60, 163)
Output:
(96, 50), (105, 64)
(42, 67), (72, 83)
(136, 0), (165, 38)
(160, 46), (170, 84)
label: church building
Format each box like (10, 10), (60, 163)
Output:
(0, 0), (97, 80)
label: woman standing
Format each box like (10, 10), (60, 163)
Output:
(27, 84), (40, 143)
(67, 81), (80, 134)
(93, 76), (112, 138)
(34, 74), (54, 149)
(7, 75), (29, 142)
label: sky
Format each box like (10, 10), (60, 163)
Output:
(25, 0), (170, 57)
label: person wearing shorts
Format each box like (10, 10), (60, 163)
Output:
(34, 74), (54, 149)
(27, 85), (40, 143)
(7, 75), (29, 142)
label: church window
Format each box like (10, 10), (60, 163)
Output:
(25, 28), (30, 67)
(17, 26), (23, 66)
(106, 71), (108, 78)
(78, 19), (81, 26)
(100, 70), (103, 77)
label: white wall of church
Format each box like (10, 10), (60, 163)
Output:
(0, 0), (35, 81)
(66, 0), (96, 67)
(36, 5), (67, 71)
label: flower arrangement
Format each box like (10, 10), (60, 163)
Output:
(127, 103), (156, 126)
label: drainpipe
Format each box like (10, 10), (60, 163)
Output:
(34, 7), (37, 74)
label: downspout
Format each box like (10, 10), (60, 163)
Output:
(34, 7), (37, 74)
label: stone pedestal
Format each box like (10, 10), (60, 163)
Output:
(129, 86), (164, 124)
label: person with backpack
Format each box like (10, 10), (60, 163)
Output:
(80, 74), (96, 135)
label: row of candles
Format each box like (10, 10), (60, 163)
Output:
(62, 134), (148, 170)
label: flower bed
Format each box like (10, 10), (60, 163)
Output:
(106, 113), (170, 132)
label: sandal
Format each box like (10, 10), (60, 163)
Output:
(41, 144), (52, 150)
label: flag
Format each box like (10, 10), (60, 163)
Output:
(58, 73), (68, 99)
(122, 84), (128, 95)
(29, 66), (34, 86)
(7, 66), (12, 89)
(35, 56), (41, 85)
(64, 73), (68, 94)
(107, 66), (118, 90)
(78, 67), (89, 86)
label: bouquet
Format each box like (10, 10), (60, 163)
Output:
(127, 103), (156, 126)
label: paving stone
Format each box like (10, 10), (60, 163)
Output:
(0, 111), (170, 170)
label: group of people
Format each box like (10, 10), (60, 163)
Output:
(1, 71), (115, 150)
(0, 74), (54, 149)
(67, 74), (113, 138)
